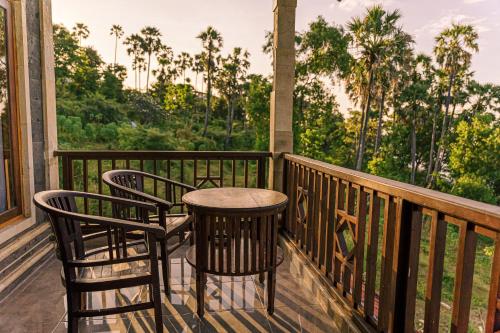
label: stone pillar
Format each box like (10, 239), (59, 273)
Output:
(39, 0), (59, 191)
(269, 0), (296, 191)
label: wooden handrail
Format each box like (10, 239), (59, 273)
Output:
(54, 150), (272, 159)
(285, 153), (500, 231)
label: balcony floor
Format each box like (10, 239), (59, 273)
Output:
(0, 243), (340, 332)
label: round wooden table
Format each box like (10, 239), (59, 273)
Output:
(182, 187), (288, 317)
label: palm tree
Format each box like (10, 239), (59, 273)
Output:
(110, 25), (124, 67)
(124, 33), (144, 90)
(373, 30), (413, 155)
(140, 26), (163, 92)
(174, 52), (193, 85)
(215, 47), (250, 148)
(346, 6), (404, 171)
(197, 26), (223, 136)
(428, 24), (478, 188)
(72, 23), (89, 46)
(192, 54), (204, 92)
(152, 45), (174, 85)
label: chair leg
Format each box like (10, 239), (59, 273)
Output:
(160, 239), (170, 295)
(196, 270), (205, 318)
(189, 222), (195, 246)
(267, 270), (276, 315)
(259, 272), (265, 283)
(67, 289), (80, 333)
(152, 280), (163, 333)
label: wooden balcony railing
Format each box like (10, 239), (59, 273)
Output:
(54, 150), (270, 216)
(283, 154), (500, 332)
(54, 150), (500, 332)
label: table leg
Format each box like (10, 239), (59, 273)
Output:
(267, 269), (276, 315)
(196, 270), (205, 318)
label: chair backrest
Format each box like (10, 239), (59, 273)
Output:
(33, 191), (86, 273)
(103, 170), (145, 200)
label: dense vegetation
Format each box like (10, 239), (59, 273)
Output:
(54, 5), (499, 206)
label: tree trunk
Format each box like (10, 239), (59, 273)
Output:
(426, 93), (441, 184)
(146, 52), (152, 92)
(114, 36), (118, 67)
(225, 97), (235, 149)
(374, 88), (386, 155)
(410, 104), (417, 184)
(429, 72), (455, 188)
(202, 50), (212, 137)
(356, 68), (375, 171)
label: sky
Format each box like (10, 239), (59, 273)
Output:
(52, 0), (500, 110)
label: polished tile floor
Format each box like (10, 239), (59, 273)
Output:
(0, 244), (339, 332)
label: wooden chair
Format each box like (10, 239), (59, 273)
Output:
(33, 190), (165, 333)
(102, 169), (196, 293)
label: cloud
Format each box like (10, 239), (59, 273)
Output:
(415, 13), (491, 37)
(331, 0), (398, 12)
(463, 0), (487, 4)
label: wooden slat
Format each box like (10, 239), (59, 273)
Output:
(210, 215), (216, 271)
(378, 194), (396, 332)
(235, 217), (241, 274)
(97, 159), (103, 215)
(83, 159), (88, 214)
(403, 205), (423, 332)
(324, 177), (337, 276)
(244, 217), (250, 272)
(353, 187), (367, 308)
(318, 174), (328, 270)
(244, 160), (249, 188)
(451, 221), (477, 333)
(364, 189), (380, 319)
(486, 233), (500, 332)
(423, 211), (447, 333)
(312, 172), (321, 261)
(231, 160), (236, 187)
(251, 217), (257, 272)
(306, 169), (315, 256)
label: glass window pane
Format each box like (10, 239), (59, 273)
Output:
(0, 6), (16, 213)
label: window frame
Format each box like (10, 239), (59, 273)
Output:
(0, 0), (22, 224)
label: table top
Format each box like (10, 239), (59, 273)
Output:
(182, 187), (288, 212)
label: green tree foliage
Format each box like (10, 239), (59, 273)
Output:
(54, 14), (499, 207)
(449, 115), (499, 203)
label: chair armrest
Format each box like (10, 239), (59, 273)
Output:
(54, 210), (166, 238)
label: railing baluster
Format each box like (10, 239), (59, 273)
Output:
(353, 187), (367, 308)
(98, 159), (103, 215)
(423, 210), (447, 333)
(450, 221), (477, 333)
(364, 190), (379, 320)
(312, 172), (321, 262)
(83, 159), (88, 214)
(318, 174), (328, 270)
(324, 177), (337, 277)
(402, 204), (423, 331)
(378, 194), (397, 332)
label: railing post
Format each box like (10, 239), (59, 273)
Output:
(269, 0), (296, 192)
